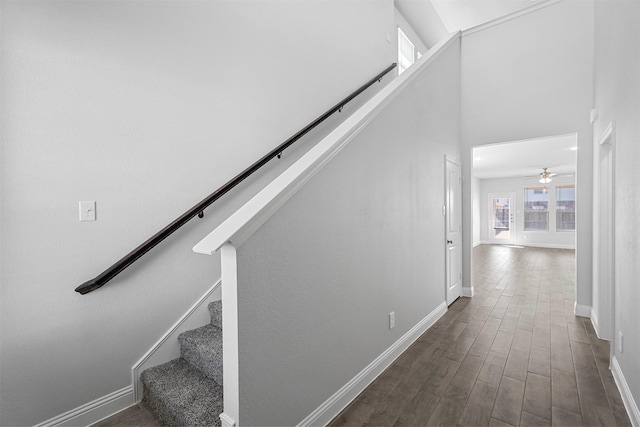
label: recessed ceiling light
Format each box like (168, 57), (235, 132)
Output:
(570, 146), (578, 151)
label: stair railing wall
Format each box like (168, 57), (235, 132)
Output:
(194, 32), (461, 427)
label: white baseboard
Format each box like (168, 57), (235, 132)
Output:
(523, 243), (575, 250)
(611, 355), (640, 427)
(462, 286), (474, 298)
(574, 302), (591, 318)
(297, 301), (447, 426)
(480, 242), (575, 250)
(473, 241), (488, 248)
(590, 308), (601, 338)
(33, 386), (134, 427)
(220, 412), (236, 427)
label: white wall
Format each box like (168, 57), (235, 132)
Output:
(234, 39), (461, 425)
(478, 175), (576, 249)
(0, 1), (395, 424)
(460, 0), (594, 305)
(593, 0), (640, 422)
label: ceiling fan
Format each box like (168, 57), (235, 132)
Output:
(538, 167), (557, 184)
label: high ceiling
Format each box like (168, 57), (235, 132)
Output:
(430, 0), (544, 32)
(395, 0), (547, 48)
(473, 134), (577, 180)
(394, 0), (573, 181)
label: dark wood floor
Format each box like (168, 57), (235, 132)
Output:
(329, 245), (631, 427)
(92, 403), (159, 427)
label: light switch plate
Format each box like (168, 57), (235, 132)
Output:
(79, 201), (96, 221)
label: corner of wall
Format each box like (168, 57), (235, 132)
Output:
(574, 302), (592, 318)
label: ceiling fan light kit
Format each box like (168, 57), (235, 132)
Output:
(538, 167), (556, 184)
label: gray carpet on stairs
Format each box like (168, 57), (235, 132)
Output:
(141, 358), (223, 427)
(178, 324), (223, 385)
(140, 299), (224, 426)
(208, 300), (222, 329)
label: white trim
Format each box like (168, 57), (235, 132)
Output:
(611, 356), (640, 427)
(519, 243), (575, 250)
(477, 242), (575, 250)
(221, 243), (240, 426)
(590, 308), (603, 339)
(574, 302), (591, 318)
(34, 386), (133, 427)
(132, 279), (222, 401)
(297, 301), (447, 426)
(193, 32), (461, 256)
(473, 240), (489, 247)
(220, 412), (236, 427)
(462, 287), (474, 298)
(599, 121), (615, 145)
(462, 0), (563, 37)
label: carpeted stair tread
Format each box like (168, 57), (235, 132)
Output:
(141, 358), (223, 427)
(208, 300), (222, 328)
(178, 324), (223, 385)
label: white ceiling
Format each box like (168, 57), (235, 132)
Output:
(395, 0), (547, 47)
(473, 134), (577, 179)
(394, 1), (449, 48)
(430, 0), (544, 32)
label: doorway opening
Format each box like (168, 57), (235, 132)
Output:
(470, 133), (578, 301)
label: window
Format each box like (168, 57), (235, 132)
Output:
(556, 185), (576, 231)
(524, 186), (549, 231)
(398, 28), (415, 74)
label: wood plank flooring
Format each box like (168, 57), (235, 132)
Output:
(330, 245), (632, 427)
(91, 403), (159, 427)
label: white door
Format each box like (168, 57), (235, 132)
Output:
(489, 193), (515, 245)
(445, 157), (462, 306)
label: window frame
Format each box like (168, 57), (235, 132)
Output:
(556, 184), (576, 231)
(397, 27), (415, 75)
(523, 186), (549, 232)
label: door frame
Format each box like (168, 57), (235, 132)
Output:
(594, 122), (615, 347)
(488, 192), (516, 245)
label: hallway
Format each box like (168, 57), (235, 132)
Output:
(331, 245), (631, 426)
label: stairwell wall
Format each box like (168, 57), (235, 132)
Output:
(0, 1), (395, 425)
(233, 38), (461, 426)
(593, 0), (640, 422)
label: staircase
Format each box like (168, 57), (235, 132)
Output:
(140, 301), (224, 426)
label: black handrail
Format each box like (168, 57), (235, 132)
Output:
(75, 63), (397, 295)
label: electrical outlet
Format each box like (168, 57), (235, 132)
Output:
(389, 311), (395, 330)
(619, 331), (623, 353)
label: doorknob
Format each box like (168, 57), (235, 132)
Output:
(447, 240), (453, 244)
